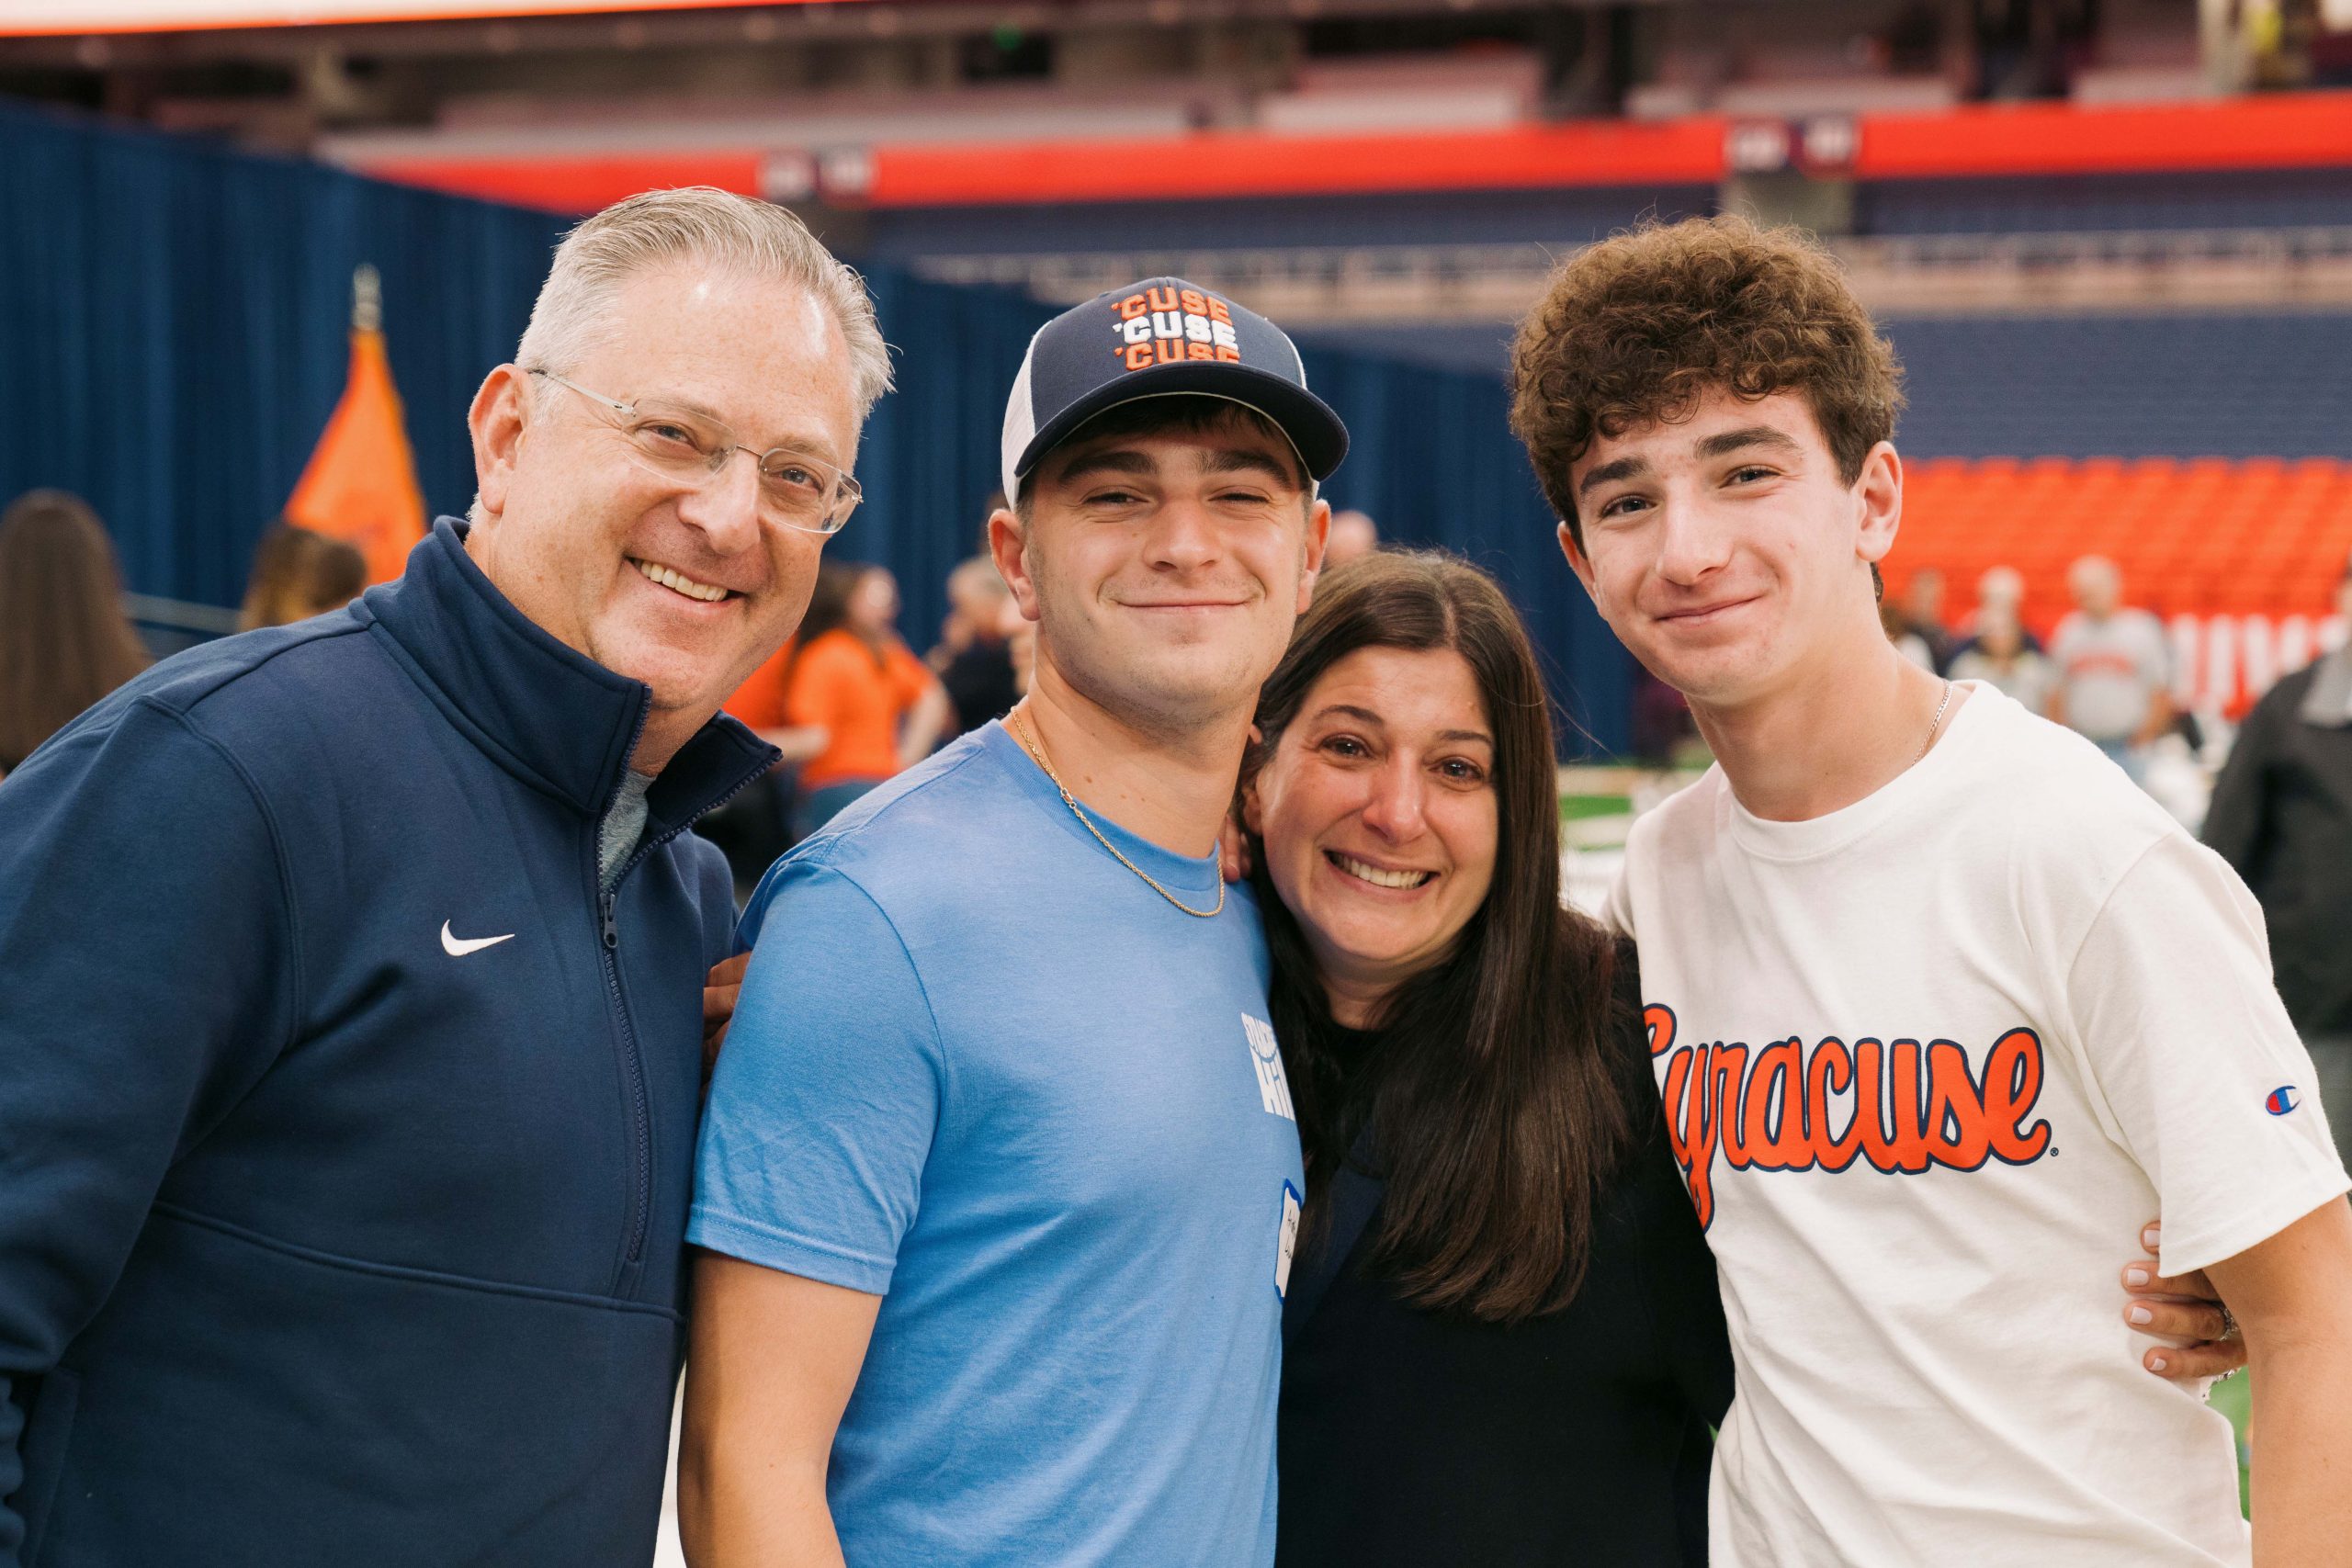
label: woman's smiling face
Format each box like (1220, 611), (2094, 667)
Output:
(1246, 644), (1500, 1018)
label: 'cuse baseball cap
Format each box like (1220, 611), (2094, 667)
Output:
(1000, 276), (1350, 504)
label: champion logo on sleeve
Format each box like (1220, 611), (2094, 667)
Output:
(1242, 1014), (1295, 1122)
(2266, 1085), (2302, 1116)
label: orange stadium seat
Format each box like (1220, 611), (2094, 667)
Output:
(1890, 457), (2352, 716)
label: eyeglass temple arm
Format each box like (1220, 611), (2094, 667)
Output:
(527, 367), (631, 418)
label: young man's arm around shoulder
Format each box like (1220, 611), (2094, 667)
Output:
(678, 1259), (879, 1566)
(2202, 1198), (2352, 1566)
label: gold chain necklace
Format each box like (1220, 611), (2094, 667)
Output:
(1006, 705), (1225, 919)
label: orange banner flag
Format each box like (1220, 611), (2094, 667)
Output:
(285, 265), (427, 585)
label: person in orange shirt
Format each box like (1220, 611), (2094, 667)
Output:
(785, 562), (952, 836)
(703, 637), (833, 887)
(721, 638), (795, 736)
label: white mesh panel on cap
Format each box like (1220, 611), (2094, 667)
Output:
(1000, 329), (1043, 505)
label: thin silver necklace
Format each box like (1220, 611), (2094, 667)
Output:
(1916, 679), (1954, 766)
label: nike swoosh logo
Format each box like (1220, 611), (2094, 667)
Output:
(441, 920), (515, 957)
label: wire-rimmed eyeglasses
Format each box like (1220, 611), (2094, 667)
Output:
(528, 368), (861, 537)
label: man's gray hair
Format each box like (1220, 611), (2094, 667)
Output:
(514, 186), (892, 418)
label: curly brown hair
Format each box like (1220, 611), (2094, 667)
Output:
(1508, 215), (1905, 550)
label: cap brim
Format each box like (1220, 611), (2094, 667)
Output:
(1013, 364), (1349, 493)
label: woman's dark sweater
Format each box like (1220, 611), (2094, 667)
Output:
(1276, 1004), (1735, 1567)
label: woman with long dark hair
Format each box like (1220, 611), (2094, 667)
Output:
(1238, 549), (1731, 1564)
(782, 561), (954, 837)
(0, 490), (148, 777)
(237, 521), (367, 631)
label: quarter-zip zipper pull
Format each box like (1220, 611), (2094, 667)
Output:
(600, 888), (618, 950)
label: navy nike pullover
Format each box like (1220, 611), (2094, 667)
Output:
(0, 519), (776, 1566)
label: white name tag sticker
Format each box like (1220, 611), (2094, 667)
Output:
(1275, 1182), (1302, 1300)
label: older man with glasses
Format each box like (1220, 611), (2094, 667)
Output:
(0, 187), (886, 1568)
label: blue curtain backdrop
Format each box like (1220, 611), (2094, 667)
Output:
(0, 98), (1631, 755)
(0, 98), (568, 611)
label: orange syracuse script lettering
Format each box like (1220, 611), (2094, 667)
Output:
(1645, 1004), (2054, 1229)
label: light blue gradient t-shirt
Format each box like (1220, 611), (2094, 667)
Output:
(690, 722), (1304, 1567)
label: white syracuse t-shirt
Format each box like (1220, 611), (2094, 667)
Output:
(1607, 682), (2348, 1567)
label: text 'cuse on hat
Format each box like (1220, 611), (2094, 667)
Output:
(1000, 277), (1350, 504)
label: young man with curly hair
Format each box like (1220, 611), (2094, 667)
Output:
(1510, 216), (2352, 1566)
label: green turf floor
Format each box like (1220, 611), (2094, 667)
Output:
(1558, 793), (1632, 822)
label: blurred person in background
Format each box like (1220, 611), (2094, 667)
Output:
(1880, 597), (1935, 669)
(0, 187), (887, 1567)
(2204, 548), (2352, 1176)
(236, 521), (368, 631)
(999, 586), (1036, 696)
(0, 489), (147, 780)
(2049, 554), (2173, 784)
(1960, 564), (2042, 653)
(719, 638), (831, 764)
(928, 553), (1020, 734)
(700, 640), (831, 894)
(1897, 565), (1955, 672)
(783, 559), (952, 835)
(1248, 551), (1732, 1567)
(1629, 665), (1698, 766)
(1325, 508), (1380, 567)
(1949, 600), (2054, 715)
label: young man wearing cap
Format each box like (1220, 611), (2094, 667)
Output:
(678, 279), (1342, 1565)
(1510, 216), (2352, 1564)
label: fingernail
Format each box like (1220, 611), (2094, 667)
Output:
(2150, 1355), (2168, 1372)
(2143, 1224), (2161, 1247)
(2125, 1268), (2151, 1288)
(2128, 1306), (2154, 1325)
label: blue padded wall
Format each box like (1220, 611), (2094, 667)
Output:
(1299, 311), (2352, 465)
(1883, 313), (2352, 458)
(1295, 321), (1524, 378)
(868, 169), (2352, 263)
(1856, 169), (2352, 234)
(0, 98), (568, 610)
(863, 185), (1719, 262)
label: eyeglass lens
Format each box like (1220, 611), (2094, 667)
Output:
(618, 400), (855, 535)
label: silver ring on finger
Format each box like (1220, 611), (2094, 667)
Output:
(2217, 1303), (2240, 1342)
